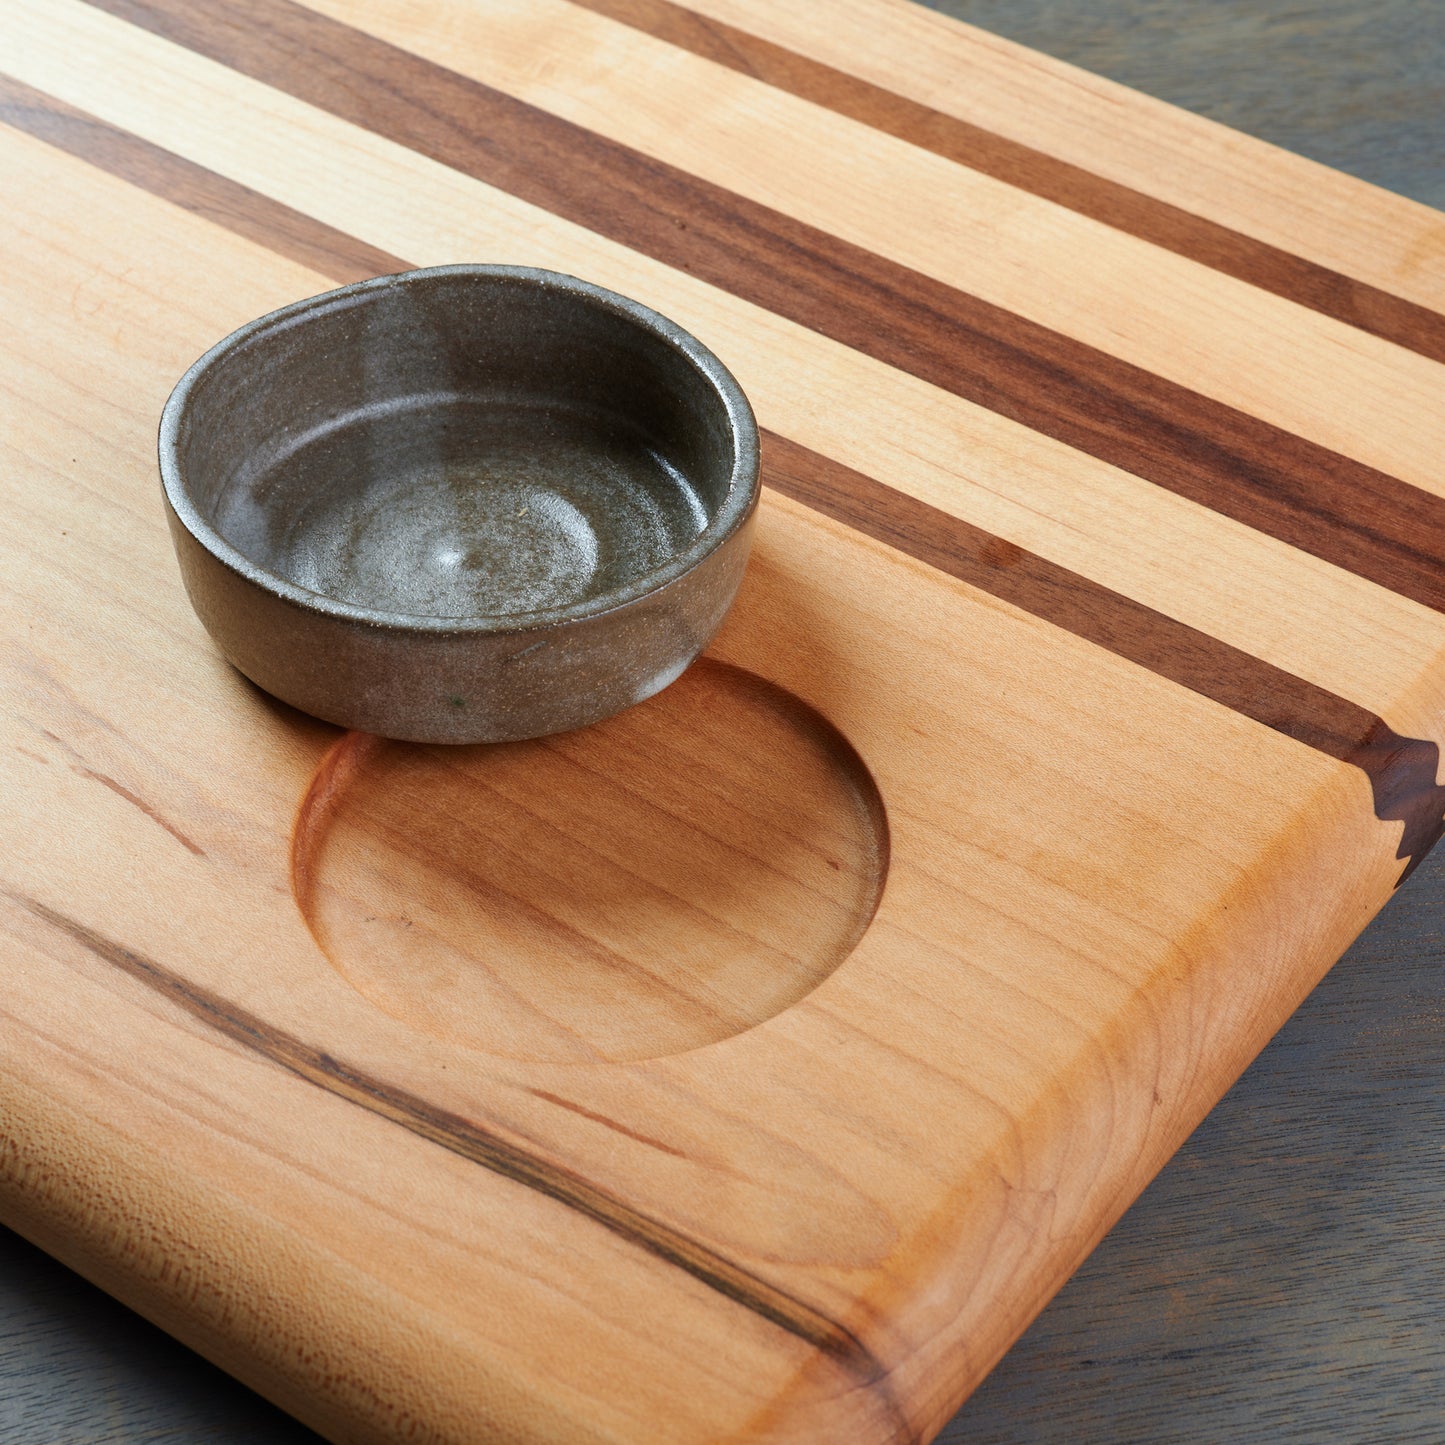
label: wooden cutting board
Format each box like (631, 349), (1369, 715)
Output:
(3, 0), (1445, 1440)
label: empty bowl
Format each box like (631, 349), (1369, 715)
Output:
(158, 264), (760, 743)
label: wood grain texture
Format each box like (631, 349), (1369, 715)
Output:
(763, 436), (1445, 882)
(290, 667), (889, 1062)
(2, 0), (1445, 1441)
(569, 0), (1445, 365)
(13, 894), (887, 1382)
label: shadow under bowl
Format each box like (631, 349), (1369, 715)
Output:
(159, 265), (760, 743)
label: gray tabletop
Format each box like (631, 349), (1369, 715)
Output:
(5, 2), (1444, 1441)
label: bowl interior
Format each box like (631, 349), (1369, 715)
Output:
(170, 270), (745, 621)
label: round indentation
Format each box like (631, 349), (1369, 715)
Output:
(291, 660), (888, 1062)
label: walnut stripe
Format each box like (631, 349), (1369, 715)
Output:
(5, 75), (1440, 883)
(0, 73), (406, 283)
(566, 0), (1445, 368)
(84, 0), (1445, 619)
(764, 436), (1445, 885)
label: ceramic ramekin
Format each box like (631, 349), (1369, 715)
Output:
(159, 265), (760, 743)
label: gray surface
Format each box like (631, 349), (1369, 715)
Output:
(5, 2), (1445, 1442)
(920, 0), (1445, 209)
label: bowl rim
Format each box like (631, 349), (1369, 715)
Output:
(158, 264), (761, 635)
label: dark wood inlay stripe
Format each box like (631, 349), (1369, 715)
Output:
(6, 76), (1440, 882)
(0, 73), (406, 284)
(765, 435), (1445, 884)
(568, 0), (1445, 367)
(14, 894), (907, 1425)
(83, 0), (1445, 619)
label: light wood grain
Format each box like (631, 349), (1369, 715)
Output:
(3, 0), (1445, 1440)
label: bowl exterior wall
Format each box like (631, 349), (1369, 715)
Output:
(165, 498), (755, 743)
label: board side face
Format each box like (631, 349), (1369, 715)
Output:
(2, 0), (1445, 1441)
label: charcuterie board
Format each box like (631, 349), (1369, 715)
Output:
(4, 0), (1445, 1439)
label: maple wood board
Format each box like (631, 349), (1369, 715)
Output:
(3, 1), (1445, 1441)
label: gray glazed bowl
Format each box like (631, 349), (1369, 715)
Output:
(159, 265), (760, 743)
